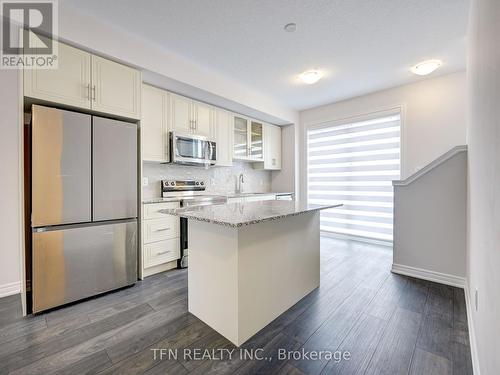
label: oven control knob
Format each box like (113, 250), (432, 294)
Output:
(195, 181), (200, 186)
(171, 182), (176, 186)
(200, 181), (204, 186)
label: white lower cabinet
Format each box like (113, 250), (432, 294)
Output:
(144, 238), (180, 268)
(142, 202), (180, 277)
(143, 217), (179, 243)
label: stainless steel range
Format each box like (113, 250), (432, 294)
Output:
(161, 179), (227, 268)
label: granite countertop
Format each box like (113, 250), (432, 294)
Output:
(142, 191), (294, 205)
(161, 200), (341, 227)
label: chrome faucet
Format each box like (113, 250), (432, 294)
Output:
(236, 173), (245, 194)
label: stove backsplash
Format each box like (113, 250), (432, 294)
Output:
(142, 161), (272, 199)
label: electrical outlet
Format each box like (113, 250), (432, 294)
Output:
(142, 177), (149, 187)
(475, 288), (478, 311)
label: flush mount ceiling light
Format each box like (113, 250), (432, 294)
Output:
(411, 59), (442, 76)
(298, 70), (323, 84)
(284, 23), (297, 32)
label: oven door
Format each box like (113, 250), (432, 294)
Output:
(171, 133), (216, 165)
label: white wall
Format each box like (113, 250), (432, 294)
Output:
(0, 68), (22, 297)
(393, 150), (467, 283)
(299, 72), (467, 185)
(466, 0), (500, 373)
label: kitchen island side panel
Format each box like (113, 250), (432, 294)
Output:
(187, 221), (240, 345)
(237, 211), (320, 344)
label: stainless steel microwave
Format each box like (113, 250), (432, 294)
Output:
(169, 132), (217, 166)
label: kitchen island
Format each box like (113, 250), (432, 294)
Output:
(163, 200), (339, 346)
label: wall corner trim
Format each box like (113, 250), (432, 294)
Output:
(0, 281), (21, 298)
(391, 263), (465, 288)
(464, 281), (481, 375)
(393, 145), (468, 186)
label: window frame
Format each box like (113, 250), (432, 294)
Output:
(302, 106), (405, 242)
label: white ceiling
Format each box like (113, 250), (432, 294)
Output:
(63, 0), (469, 111)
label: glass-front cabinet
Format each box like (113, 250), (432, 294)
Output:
(250, 121), (263, 159)
(233, 116), (249, 159)
(233, 116), (264, 161)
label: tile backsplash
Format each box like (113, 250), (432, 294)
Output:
(142, 161), (272, 199)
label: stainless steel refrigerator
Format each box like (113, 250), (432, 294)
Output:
(31, 105), (138, 313)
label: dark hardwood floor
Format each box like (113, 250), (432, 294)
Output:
(0, 237), (473, 374)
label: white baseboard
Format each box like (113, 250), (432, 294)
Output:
(464, 281), (481, 375)
(391, 263), (466, 288)
(143, 260), (177, 278)
(0, 281), (21, 298)
(321, 231), (393, 247)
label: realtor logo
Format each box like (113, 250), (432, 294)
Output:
(1, 0), (58, 69)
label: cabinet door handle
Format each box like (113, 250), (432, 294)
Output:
(156, 250), (171, 255)
(92, 85), (96, 101)
(86, 84), (90, 99)
(155, 228), (171, 232)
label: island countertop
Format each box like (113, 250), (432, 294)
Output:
(161, 200), (341, 227)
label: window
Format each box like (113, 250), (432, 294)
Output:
(307, 112), (401, 242)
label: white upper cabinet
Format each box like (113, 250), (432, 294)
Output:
(233, 116), (264, 161)
(169, 93), (192, 134)
(24, 41), (142, 120)
(91, 55), (142, 119)
(169, 94), (214, 138)
(24, 42), (92, 110)
(214, 109), (233, 167)
(192, 101), (213, 138)
(139, 86), (281, 169)
(250, 120), (264, 160)
(263, 124), (282, 170)
(142, 85), (168, 162)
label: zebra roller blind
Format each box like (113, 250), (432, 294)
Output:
(307, 112), (401, 241)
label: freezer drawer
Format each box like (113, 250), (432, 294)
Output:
(32, 105), (92, 227)
(32, 220), (137, 313)
(93, 116), (138, 221)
